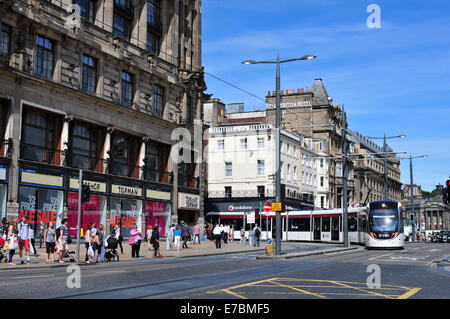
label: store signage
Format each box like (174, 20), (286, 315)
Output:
(246, 211), (255, 224)
(21, 171), (63, 188)
(69, 178), (107, 193)
(146, 189), (171, 201)
(178, 192), (200, 210)
(271, 202), (282, 212)
(0, 167), (6, 181)
(266, 100), (312, 110)
(112, 184), (142, 197)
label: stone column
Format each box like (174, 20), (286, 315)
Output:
(103, 125), (114, 173)
(6, 97), (21, 219)
(103, 0), (114, 33)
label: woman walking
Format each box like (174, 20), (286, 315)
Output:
(129, 226), (142, 258)
(44, 221), (57, 264)
(96, 224), (105, 262)
(166, 224), (174, 251)
(146, 225), (153, 252)
(7, 218), (18, 266)
(85, 222), (94, 264)
(173, 225), (181, 251)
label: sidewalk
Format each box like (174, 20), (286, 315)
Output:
(0, 238), (266, 269)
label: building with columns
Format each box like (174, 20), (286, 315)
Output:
(0, 0), (206, 237)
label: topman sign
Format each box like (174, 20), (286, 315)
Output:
(266, 100), (312, 110)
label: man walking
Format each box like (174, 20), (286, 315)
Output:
(213, 223), (222, 249)
(253, 223), (261, 247)
(18, 217), (31, 264)
(181, 222), (189, 249)
(58, 218), (69, 264)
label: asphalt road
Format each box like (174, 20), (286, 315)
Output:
(0, 242), (448, 300)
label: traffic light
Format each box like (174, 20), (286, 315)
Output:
(410, 214), (414, 225)
(81, 184), (90, 204)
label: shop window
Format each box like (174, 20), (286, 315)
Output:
(110, 197), (142, 237)
(67, 192), (106, 237)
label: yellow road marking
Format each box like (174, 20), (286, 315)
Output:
(267, 278), (327, 299)
(205, 278), (421, 299)
(397, 288), (421, 299)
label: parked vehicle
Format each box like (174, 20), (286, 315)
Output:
(439, 230), (448, 243)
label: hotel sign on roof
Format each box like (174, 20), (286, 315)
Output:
(266, 100), (312, 110)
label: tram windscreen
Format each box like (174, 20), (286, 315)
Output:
(369, 209), (399, 233)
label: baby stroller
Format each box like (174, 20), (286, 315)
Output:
(0, 237), (8, 263)
(104, 235), (119, 262)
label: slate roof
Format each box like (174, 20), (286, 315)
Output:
(311, 78), (330, 106)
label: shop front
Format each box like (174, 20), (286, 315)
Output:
(178, 192), (200, 225)
(145, 188), (171, 237)
(109, 183), (143, 237)
(18, 169), (64, 231)
(67, 177), (107, 237)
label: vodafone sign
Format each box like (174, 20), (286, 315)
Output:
(228, 205), (233, 211)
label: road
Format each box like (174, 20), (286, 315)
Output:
(0, 242), (448, 300)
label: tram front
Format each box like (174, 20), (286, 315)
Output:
(366, 201), (405, 249)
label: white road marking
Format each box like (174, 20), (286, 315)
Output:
(368, 253), (392, 261)
(15, 275), (55, 280)
(95, 270), (125, 274)
(429, 249), (440, 252)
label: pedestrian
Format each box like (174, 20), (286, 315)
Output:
(166, 224), (174, 251)
(181, 222), (189, 249)
(146, 225), (153, 251)
(152, 226), (161, 258)
(173, 225), (181, 251)
(44, 221), (56, 264)
(129, 226), (142, 258)
(240, 228), (245, 243)
(18, 217), (31, 264)
(85, 222), (93, 264)
(97, 224), (105, 262)
(38, 220), (45, 248)
(58, 218), (69, 264)
(7, 218), (18, 266)
(253, 223), (261, 247)
(223, 224), (229, 244)
(213, 223), (222, 249)
(113, 224), (123, 254)
(193, 223), (201, 244)
(28, 226), (38, 257)
(1, 217), (8, 240)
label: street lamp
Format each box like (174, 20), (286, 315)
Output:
(398, 155), (428, 241)
(366, 134), (406, 200)
(242, 54), (316, 255)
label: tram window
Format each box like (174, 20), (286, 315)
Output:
(289, 218), (310, 231)
(321, 217), (330, 232)
(348, 216), (357, 231)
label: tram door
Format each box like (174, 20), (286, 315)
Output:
(331, 217), (340, 241)
(313, 217), (321, 240)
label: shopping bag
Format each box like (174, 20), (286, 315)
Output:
(88, 245), (94, 257)
(10, 235), (18, 250)
(29, 241), (35, 255)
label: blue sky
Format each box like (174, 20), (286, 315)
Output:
(202, 0), (450, 192)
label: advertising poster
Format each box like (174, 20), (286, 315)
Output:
(67, 192), (101, 237)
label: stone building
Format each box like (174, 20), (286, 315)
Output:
(350, 131), (402, 204)
(265, 79), (355, 209)
(0, 0), (207, 237)
(402, 197), (449, 236)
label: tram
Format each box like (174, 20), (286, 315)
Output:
(205, 200), (405, 248)
(365, 200), (405, 249)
